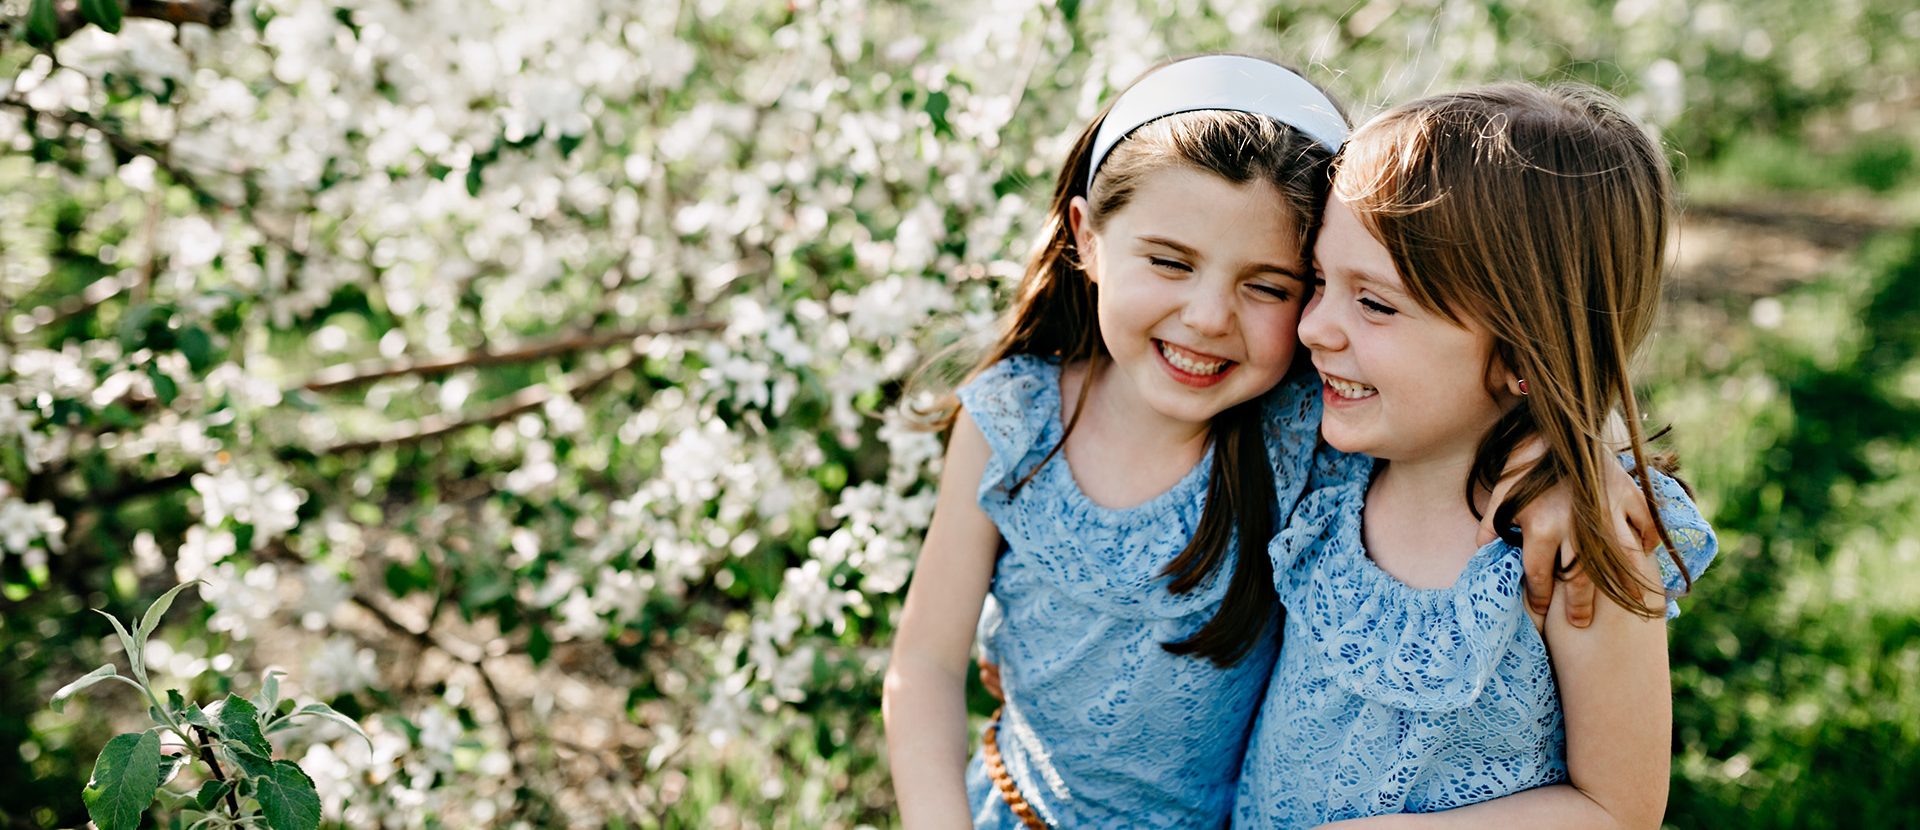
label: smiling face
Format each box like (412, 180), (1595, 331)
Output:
(1299, 195), (1520, 467)
(1072, 165), (1308, 431)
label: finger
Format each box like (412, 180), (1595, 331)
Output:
(1523, 525), (1554, 616)
(1560, 541), (1596, 629)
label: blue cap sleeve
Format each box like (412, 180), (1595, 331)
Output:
(1641, 467), (1717, 620)
(954, 355), (1059, 502)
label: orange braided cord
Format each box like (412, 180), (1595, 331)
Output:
(982, 708), (1050, 830)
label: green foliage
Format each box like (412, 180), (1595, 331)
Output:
(47, 582), (367, 830)
(1654, 227), (1920, 827)
(78, 0), (124, 34)
(82, 731), (161, 830)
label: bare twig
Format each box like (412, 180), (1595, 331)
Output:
(190, 724), (242, 817)
(296, 319), (721, 393)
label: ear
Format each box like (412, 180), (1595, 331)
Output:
(1491, 350), (1527, 399)
(1068, 195), (1098, 282)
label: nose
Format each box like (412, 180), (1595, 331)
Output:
(1297, 288), (1345, 354)
(1180, 281), (1233, 338)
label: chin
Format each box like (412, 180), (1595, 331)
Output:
(1317, 424), (1376, 456)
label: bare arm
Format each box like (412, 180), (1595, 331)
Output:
(1319, 556), (1671, 830)
(882, 409), (1003, 830)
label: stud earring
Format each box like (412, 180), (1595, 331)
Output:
(1515, 378), (1529, 396)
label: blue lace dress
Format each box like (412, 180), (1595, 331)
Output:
(954, 355), (1321, 829)
(1232, 447), (1719, 828)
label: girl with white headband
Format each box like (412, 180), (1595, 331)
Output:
(881, 55), (1354, 828)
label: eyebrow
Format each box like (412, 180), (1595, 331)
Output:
(1340, 268), (1410, 299)
(1137, 235), (1304, 280)
(1320, 261), (1413, 295)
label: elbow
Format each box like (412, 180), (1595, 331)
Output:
(1591, 783), (1668, 830)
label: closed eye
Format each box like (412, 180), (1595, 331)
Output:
(1251, 284), (1296, 302)
(1149, 257), (1191, 273)
(1359, 297), (1398, 316)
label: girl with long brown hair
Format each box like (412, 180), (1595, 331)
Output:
(882, 54), (1348, 828)
(1233, 83), (1719, 827)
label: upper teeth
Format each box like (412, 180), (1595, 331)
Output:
(1160, 341), (1228, 375)
(1323, 375), (1377, 399)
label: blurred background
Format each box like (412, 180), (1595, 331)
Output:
(0, 0), (1915, 827)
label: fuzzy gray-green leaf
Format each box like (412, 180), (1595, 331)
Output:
(95, 610), (144, 680)
(138, 580), (197, 644)
(82, 731), (161, 830)
(267, 702), (373, 750)
(52, 664), (124, 713)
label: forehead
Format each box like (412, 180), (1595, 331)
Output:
(1313, 197), (1399, 284)
(1104, 166), (1304, 250)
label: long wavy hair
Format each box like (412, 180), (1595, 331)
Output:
(1335, 82), (1689, 616)
(914, 57), (1343, 665)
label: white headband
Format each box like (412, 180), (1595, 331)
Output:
(1086, 55), (1348, 192)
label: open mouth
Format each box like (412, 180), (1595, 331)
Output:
(1319, 372), (1377, 400)
(1156, 340), (1235, 380)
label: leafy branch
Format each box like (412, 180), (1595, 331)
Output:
(49, 581), (370, 830)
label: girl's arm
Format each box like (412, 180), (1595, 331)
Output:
(882, 408), (1004, 829)
(1491, 448), (1659, 627)
(1317, 558), (1671, 830)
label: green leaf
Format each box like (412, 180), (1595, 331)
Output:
(229, 748), (273, 779)
(52, 664), (126, 712)
(527, 623), (552, 666)
(178, 325), (216, 372)
(267, 702), (373, 751)
(80, 0), (124, 33)
(148, 365), (180, 406)
(25, 0), (58, 46)
(139, 580), (198, 644)
(194, 779), (231, 811)
(255, 669), (283, 717)
(256, 761), (321, 830)
(95, 609), (144, 680)
(216, 694), (272, 757)
(157, 752), (186, 787)
(181, 702), (213, 729)
(83, 731), (162, 830)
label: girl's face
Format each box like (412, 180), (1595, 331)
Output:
(1071, 165), (1308, 429)
(1300, 195), (1519, 466)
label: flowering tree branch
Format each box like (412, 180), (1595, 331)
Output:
(318, 348), (641, 455)
(296, 319), (723, 393)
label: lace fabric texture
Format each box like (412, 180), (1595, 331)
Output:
(1232, 446), (1721, 828)
(954, 356), (1320, 828)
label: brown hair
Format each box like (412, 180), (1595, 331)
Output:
(915, 57), (1343, 665)
(1334, 82), (1688, 617)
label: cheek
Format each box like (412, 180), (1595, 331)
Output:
(1249, 301), (1305, 365)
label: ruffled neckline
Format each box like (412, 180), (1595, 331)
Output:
(1275, 462), (1534, 711)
